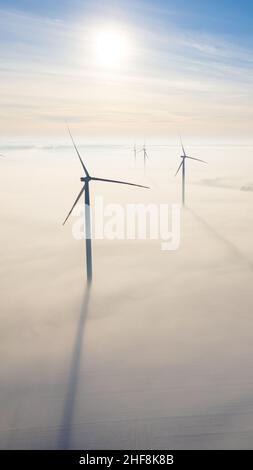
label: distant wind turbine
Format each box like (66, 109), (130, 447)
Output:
(133, 144), (137, 166)
(63, 127), (149, 284)
(138, 142), (149, 175)
(175, 137), (206, 206)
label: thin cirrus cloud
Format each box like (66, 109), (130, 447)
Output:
(0, 5), (253, 137)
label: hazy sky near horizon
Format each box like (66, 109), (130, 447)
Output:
(1, 0), (253, 138)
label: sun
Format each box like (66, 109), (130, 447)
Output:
(93, 29), (129, 67)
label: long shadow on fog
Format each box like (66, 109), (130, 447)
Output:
(58, 285), (91, 449)
(187, 207), (253, 270)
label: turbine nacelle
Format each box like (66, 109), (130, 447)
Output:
(80, 176), (91, 183)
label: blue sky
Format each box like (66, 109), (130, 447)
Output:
(0, 0), (253, 138)
(2, 0), (253, 36)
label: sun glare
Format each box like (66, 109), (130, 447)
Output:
(93, 29), (129, 67)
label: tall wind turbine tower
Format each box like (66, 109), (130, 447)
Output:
(133, 144), (137, 166)
(63, 128), (149, 284)
(175, 137), (206, 206)
(138, 143), (149, 175)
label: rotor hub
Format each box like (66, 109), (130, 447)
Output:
(80, 176), (91, 182)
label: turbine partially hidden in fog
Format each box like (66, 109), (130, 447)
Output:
(63, 127), (149, 284)
(175, 137), (206, 206)
(138, 142), (149, 174)
(133, 144), (137, 167)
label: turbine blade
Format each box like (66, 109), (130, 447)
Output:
(62, 186), (85, 225)
(186, 156), (207, 163)
(91, 177), (150, 189)
(66, 124), (89, 176)
(179, 135), (186, 157)
(175, 161), (183, 176)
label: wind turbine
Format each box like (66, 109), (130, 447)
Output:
(133, 144), (137, 166)
(138, 142), (149, 175)
(63, 128), (149, 284)
(175, 137), (206, 206)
